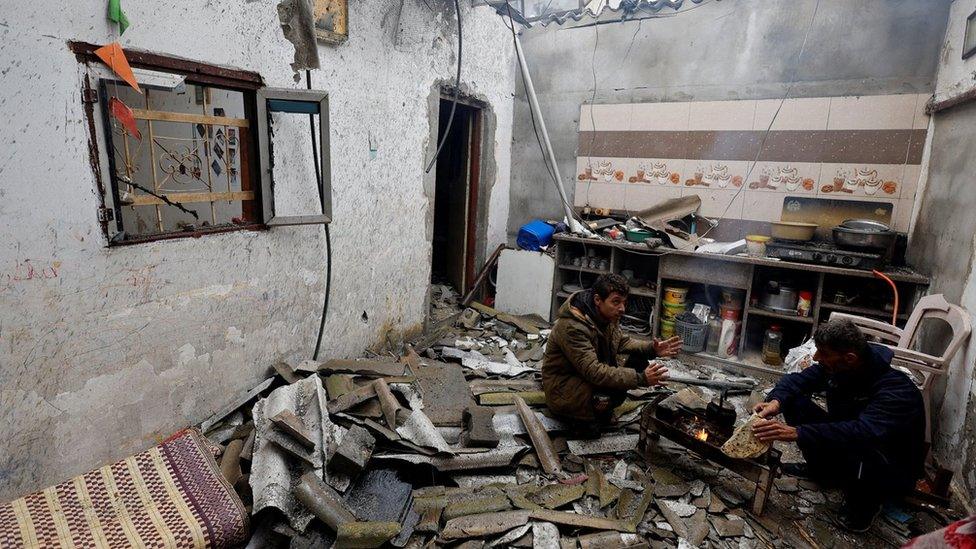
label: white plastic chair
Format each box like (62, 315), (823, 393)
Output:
(829, 294), (972, 443)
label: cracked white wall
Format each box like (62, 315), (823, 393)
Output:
(0, 0), (515, 500)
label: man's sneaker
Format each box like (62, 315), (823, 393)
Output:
(834, 500), (881, 533)
(781, 462), (812, 480)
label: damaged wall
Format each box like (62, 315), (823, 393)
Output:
(910, 0), (976, 507)
(507, 0), (951, 237)
(0, 0), (515, 501)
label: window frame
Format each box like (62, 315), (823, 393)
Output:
(256, 88), (333, 226)
(71, 42), (268, 245)
(964, 9), (976, 61)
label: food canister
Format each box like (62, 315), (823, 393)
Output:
(745, 235), (771, 257)
(662, 301), (686, 320)
(661, 319), (676, 339)
(663, 286), (689, 304)
(717, 319), (741, 359)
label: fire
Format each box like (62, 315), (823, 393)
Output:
(695, 428), (709, 442)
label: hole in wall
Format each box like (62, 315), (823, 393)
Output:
(361, 311), (369, 323)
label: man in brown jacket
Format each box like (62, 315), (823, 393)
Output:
(543, 273), (682, 434)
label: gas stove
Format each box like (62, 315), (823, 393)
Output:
(765, 240), (885, 270)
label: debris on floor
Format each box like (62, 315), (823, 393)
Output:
(200, 285), (962, 547)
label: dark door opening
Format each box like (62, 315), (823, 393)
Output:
(431, 98), (482, 294)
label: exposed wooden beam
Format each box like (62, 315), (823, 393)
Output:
(130, 109), (249, 128)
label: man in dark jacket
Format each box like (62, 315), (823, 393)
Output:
(543, 273), (682, 434)
(752, 319), (925, 533)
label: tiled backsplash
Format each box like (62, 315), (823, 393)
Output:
(574, 94), (929, 232)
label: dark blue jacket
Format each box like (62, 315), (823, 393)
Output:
(766, 344), (926, 482)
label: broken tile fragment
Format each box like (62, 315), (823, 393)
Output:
(566, 434), (639, 456)
(514, 396), (562, 476)
(335, 521), (400, 548)
(443, 494), (514, 521)
(441, 510), (532, 540)
(463, 405), (499, 447)
(270, 410), (316, 449)
(711, 515), (746, 538)
(531, 521), (560, 549)
(527, 484), (586, 509)
(329, 425), (375, 476)
(774, 476), (799, 493)
(294, 472), (356, 531)
(272, 361), (301, 384)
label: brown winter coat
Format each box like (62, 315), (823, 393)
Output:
(542, 293), (654, 420)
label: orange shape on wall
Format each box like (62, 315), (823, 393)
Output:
(94, 42), (141, 93)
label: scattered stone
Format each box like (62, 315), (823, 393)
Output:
(712, 516), (746, 538)
(774, 477), (799, 493)
(799, 490), (826, 504)
(707, 496), (727, 514)
(689, 480), (706, 498)
(654, 481), (691, 498)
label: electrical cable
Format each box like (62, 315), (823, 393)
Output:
(424, 0), (463, 174)
(305, 69), (333, 361)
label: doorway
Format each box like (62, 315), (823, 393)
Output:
(431, 97), (482, 294)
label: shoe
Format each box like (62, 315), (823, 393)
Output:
(834, 500), (881, 533)
(781, 462), (812, 480)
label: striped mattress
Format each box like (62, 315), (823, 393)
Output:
(0, 429), (248, 548)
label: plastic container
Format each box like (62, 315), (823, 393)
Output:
(717, 319), (741, 359)
(797, 290), (813, 317)
(516, 220), (556, 251)
(662, 301), (686, 320)
(675, 318), (708, 353)
(762, 325), (784, 366)
(745, 235), (771, 257)
(720, 288), (745, 309)
(660, 319), (676, 339)
(663, 286), (689, 304)
(719, 305), (743, 321)
(706, 315), (722, 354)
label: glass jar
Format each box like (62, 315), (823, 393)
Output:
(762, 325), (783, 366)
(706, 314), (722, 354)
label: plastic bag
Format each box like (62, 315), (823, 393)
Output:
(784, 338), (817, 374)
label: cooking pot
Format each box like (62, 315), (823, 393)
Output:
(759, 281), (799, 314)
(770, 221), (818, 242)
(832, 219), (896, 251)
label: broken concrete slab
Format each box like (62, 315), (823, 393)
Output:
(566, 434), (639, 456)
(329, 425), (376, 476)
(295, 472), (357, 531)
(514, 396), (562, 476)
(657, 500), (709, 546)
(463, 406), (499, 448)
(441, 510), (533, 540)
(334, 521), (400, 549)
(270, 410), (317, 450)
(711, 515), (746, 538)
(411, 361), (475, 426)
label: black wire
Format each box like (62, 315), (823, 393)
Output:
(424, 0), (463, 174)
(305, 69), (332, 361)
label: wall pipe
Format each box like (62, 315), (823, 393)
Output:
(512, 33), (584, 234)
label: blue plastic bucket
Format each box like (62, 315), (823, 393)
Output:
(517, 220), (556, 251)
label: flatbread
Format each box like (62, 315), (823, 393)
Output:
(720, 413), (771, 459)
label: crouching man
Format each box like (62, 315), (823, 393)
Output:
(542, 273), (682, 437)
(752, 319), (926, 532)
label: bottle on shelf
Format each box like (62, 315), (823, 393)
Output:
(706, 314), (722, 354)
(762, 324), (783, 366)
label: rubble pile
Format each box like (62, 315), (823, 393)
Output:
(199, 286), (955, 548)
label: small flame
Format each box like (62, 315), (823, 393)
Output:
(695, 428), (709, 442)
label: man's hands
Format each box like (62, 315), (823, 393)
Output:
(644, 361), (669, 386)
(653, 336), (683, 358)
(752, 419), (798, 442)
(752, 399), (781, 418)
(750, 400), (797, 442)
